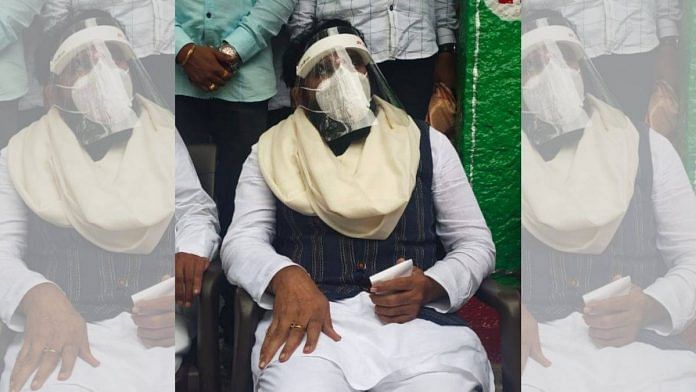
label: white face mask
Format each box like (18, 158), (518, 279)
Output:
(523, 60), (587, 133)
(314, 65), (372, 127)
(62, 59), (138, 138)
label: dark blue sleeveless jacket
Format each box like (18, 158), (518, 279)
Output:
(273, 121), (465, 326)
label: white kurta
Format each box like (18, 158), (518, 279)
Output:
(222, 128), (497, 391)
(523, 130), (696, 391)
(0, 132), (220, 391)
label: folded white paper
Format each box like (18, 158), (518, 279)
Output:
(131, 277), (175, 304)
(582, 276), (631, 304)
(369, 259), (413, 285)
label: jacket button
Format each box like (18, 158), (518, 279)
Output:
(569, 279), (579, 288)
(206, 12), (212, 18)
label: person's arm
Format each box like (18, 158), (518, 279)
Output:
(656, 0), (681, 40)
(222, 0), (295, 64)
(0, 150), (54, 332)
(220, 144), (301, 310)
(174, 132), (220, 261)
(174, 132), (221, 306)
(434, 0), (456, 47)
(287, 0), (315, 39)
(0, 0), (46, 52)
(423, 129), (496, 313)
(641, 130), (696, 336)
(655, 0), (681, 88)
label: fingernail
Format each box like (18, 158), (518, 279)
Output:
(279, 353), (287, 361)
(303, 346), (311, 353)
(31, 380), (39, 389)
(259, 361), (266, 369)
(59, 373), (67, 380)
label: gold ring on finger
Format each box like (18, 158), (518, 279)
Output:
(42, 347), (58, 353)
(289, 323), (305, 330)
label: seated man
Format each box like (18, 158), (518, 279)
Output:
(222, 19), (496, 392)
(521, 11), (696, 391)
(0, 11), (219, 392)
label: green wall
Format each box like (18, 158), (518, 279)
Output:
(458, 0), (521, 277)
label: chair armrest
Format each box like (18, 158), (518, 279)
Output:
(474, 278), (521, 392)
(231, 286), (264, 392)
(197, 258), (225, 392)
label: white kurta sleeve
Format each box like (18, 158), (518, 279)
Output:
(174, 132), (221, 260)
(642, 131), (696, 335)
(424, 129), (496, 313)
(220, 145), (299, 310)
(0, 150), (54, 332)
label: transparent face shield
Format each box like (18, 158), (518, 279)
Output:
(294, 29), (404, 146)
(522, 21), (619, 147)
(47, 20), (169, 146)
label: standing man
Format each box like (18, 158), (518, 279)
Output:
(0, 0), (46, 149)
(288, 0), (458, 120)
(175, 0), (295, 235)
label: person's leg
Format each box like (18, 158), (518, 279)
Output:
(256, 355), (358, 392)
(208, 99), (268, 236)
(591, 50), (657, 122)
(174, 95), (212, 145)
(0, 99), (20, 149)
(371, 371), (483, 392)
(377, 56), (436, 120)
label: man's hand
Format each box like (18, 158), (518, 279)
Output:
(258, 266), (341, 369)
(132, 295), (175, 349)
(175, 252), (210, 307)
(521, 303), (551, 373)
(583, 284), (668, 348)
(11, 283), (99, 392)
(433, 51), (457, 92)
(369, 261), (445, 324)
(177, 43), (234, 92)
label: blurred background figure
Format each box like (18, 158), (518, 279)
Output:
(521, 10), (696, 391)
(289, 0), (458, 122)
(42, 0), (176, 110)
(0, 11), (219, 392)
(527, 0), (682, 145)
(0, 0), (46, 149)
(175, 0), (295, 236)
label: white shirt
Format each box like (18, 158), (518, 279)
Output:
(643, 130), (696, 335)
(222, 128), (496, 314)
(527, 0), (681, 58)
(288, 0), (457, 63)
(42, 0), (174, 58)
(0, 131), (220, 330)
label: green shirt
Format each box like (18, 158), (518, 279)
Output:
(175, 0), (295, 103)
(0, 0), (45, 101)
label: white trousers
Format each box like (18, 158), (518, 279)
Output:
(257, 355), (482, 392)
(0, 313), (174, 392)
(522, 313), (696, 392)
(252, 292), (493, 392)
